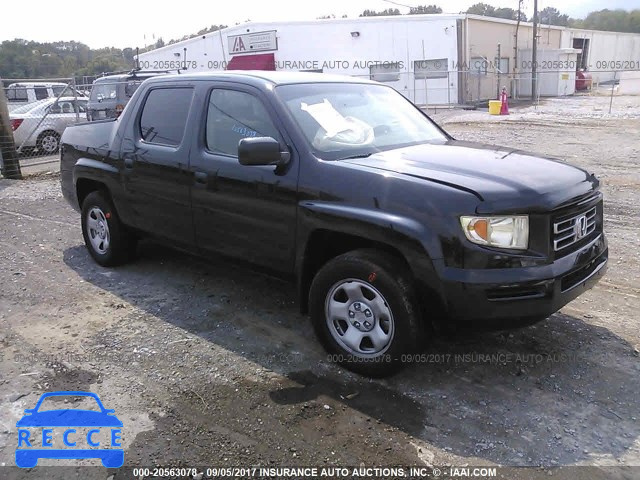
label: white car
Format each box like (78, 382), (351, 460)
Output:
(10, 97), (88, 155)
(5, 82), (81, 112)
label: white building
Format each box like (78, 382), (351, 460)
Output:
(137, 14), (640, 105)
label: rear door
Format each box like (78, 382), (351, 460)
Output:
(189, 83), (299, 273)
(120, 84), (196, 245)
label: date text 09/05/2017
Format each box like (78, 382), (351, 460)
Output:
(131, 466), (498, 478)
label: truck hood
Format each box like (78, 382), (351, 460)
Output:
(342, 140), (599, 213)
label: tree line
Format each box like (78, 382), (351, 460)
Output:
(0, 25), (226, 81)
(360, 3), (640, 32)
(1, 6), (639, 81)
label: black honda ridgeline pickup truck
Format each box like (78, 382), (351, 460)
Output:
(61, 72), (607, 376)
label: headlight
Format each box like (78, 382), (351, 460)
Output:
(460, 216), (529, 249)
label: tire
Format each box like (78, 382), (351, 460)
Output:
(36, 130), (60, 155)
(81, 191), (136, 266)
(309, 249), (425, 377)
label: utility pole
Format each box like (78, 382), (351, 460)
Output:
(532, 0), (538, 100)
(514, 0), (523, 98)
(0, 78), (23, 179)
(496, 43), (501, 100)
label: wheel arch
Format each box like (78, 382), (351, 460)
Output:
(297, 213), (446, 319)
(76, 178), (109, 208)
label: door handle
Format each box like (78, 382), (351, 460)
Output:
(124, 158), (134, 169)
(194, 171), (208, 185)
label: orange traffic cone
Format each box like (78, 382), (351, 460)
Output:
(500, 86), (509, 115)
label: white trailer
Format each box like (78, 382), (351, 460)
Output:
(137, 15), (463, 106)
(138, 14), (640, 105)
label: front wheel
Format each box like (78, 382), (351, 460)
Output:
(81, 191), (136, 266)
(309, 249), (425, 377)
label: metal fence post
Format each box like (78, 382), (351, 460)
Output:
(72, 78), (79, 122)
(609, 71), (617, 115)
(0, 77), (23, 179)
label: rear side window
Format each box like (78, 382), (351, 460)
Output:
(139, 88), (193, 146)
(7, 86), (28, 101)
(34, 86), (48, 100)
(125, 81), (143, 98)
(52, 86), (69, 97)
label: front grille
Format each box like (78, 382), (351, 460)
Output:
(553, 206), (597, 252)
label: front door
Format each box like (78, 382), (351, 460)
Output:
(189, 84), (299, 273)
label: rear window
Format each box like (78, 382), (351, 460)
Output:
(90, 82), (118, 102)
(11, 100), (48, 114)
(139, 88), (193, 146)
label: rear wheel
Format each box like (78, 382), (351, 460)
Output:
(309, 249), (425, 377)
(36, 130), (60, 155)
(81, 191), (136, 266)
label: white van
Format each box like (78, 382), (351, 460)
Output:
(5, 82), (77, 112)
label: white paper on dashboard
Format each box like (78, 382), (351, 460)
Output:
(300, 99), (352, 137)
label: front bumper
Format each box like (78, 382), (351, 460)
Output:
(435, 233), (608, 328)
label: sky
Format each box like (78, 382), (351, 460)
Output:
(3, 0), (639, 49)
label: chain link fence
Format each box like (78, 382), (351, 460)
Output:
(0, 78), (86, 175)
(0, 75), (135, 176)
(352, 68), (639, 109)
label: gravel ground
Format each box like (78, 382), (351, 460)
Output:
(0, 96), (639, 479)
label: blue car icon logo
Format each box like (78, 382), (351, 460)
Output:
(15, 391), (123, 468)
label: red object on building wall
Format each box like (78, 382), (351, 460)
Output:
(226, 53), (276, 71)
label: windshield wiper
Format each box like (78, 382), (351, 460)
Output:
(337, 153), (374, 161)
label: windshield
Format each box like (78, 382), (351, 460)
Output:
(276, 83), (447, 160)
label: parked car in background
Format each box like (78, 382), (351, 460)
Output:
(86, 70), (170, 121)
(5, 82), (84, 112)
(10, 97), (88, 155)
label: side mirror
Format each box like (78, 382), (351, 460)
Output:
(238, 137), (290, 167)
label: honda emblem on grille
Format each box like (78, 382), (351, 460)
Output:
(575, 215), (588, 240)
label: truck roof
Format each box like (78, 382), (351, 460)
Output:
(146, 71), (376, 87)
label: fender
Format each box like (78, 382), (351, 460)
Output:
(73, 158), (118, 181)
(296, 201), (446, 303)
(71, 158), (132, 224)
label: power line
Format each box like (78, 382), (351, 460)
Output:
(382, 0), (418, 9)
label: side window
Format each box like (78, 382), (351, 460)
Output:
(34, 87), (48, 100)
(139, 88), (193, 146)
(7, 86), (28, 101)
(60, 101), (74, 113)
(125, 81), (143, 98)
(52, 86), (69, 97)
(206, 89), (281, 156)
